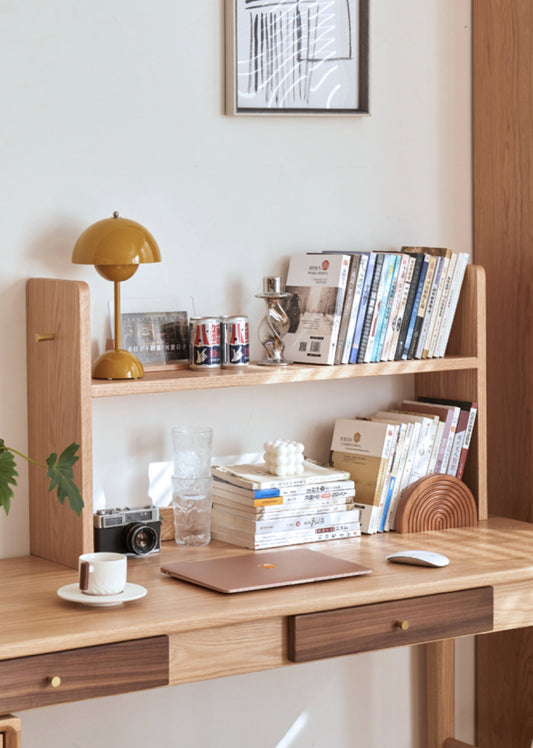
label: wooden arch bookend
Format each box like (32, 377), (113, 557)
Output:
(395, 474), (478, 534)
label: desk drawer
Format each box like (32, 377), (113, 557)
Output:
(0, 636), (169, 712)
(288, 588), (493, 662)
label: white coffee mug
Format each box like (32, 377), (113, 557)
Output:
(78, 552), (127, 596)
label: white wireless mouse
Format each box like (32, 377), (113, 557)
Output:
(386, 550), (450, 568)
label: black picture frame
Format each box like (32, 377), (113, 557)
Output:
(225, 0), (370, 116)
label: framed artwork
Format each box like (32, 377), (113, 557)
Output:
(225, 0), (369, 116)
(108, 299), (190, 370)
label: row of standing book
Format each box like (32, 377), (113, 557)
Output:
(282, 247), (469, 366)
(209, 394), (476, 549)
(330, 397), (478, 535)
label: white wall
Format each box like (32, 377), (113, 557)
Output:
(0, 1), (473, 746)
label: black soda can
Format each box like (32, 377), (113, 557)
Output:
(221, 315), (250, 368)
(189, 317), (221, 369)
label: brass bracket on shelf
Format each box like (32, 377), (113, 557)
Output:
(35, 333), (55, 342)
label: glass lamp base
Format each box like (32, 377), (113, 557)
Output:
(92, 349), (145, 380)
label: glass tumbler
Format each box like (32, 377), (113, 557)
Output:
(171, 426), (213, 479)
(172, 476), (213, 546)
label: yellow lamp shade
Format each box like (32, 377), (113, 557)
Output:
(72, 212), (162, 380)
(72, 212), (161, 269)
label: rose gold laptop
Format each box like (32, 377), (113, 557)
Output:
(160, 548), (372, 594)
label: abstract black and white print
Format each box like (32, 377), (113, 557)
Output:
(235, 0), (359, 111)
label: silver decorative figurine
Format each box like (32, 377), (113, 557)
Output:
(255, 276), (291, 366)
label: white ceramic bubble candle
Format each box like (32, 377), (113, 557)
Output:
(263, 439), (304, 476)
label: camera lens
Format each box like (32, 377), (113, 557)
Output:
(124, 523), (158, 555)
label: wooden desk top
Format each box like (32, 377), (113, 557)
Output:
(1, 517), (531, 661)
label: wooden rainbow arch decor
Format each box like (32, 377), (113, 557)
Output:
(394, 474), (478, 534)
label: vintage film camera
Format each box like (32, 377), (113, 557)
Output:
(94, 506), (161, 556)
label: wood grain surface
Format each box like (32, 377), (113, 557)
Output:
(394, 474), (477, 533)
(473, 2), (533, 746)
(0, 637), (168, 713)
(0, 518), (530, 665)
(287, 587), (493, 662)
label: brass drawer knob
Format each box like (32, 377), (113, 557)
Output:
(395, 620), (410, 631)
(49, 676), (62, 688)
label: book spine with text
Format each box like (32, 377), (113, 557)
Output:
(371, 254), (399, 362)
(412, 255), (438, 358)
(394, 253), (424, 360)
(211, 522), (362, 550)
(357, 253), (385, 363)
(402, 256), (429, 359)
(349, 252), (376, 363)
(434, 253), (469, 357)
(382, 253), (410, 361)
(342, 253), (369, 363)
(212, 498), (356, 520)
(211, 507), (360, 536)
(329, 253), (361, 365)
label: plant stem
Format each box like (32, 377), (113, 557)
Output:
(0, 446), (47, 469)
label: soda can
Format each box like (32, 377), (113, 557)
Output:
(189, 317), (221, 369)
(221, 315), (250, 368)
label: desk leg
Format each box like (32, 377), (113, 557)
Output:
(426, 640), (455, 748)
(0, 715), (21, 748)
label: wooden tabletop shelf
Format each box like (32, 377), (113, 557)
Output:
(91, 355), (481, 398)
(26, 265), (487, 570)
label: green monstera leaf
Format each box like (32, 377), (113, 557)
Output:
(0, 439), (84, 517)
(0, 440), (18, 515)
(46, 443), (84, 517)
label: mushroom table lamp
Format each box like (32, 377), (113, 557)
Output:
(72, 212), (161, 380)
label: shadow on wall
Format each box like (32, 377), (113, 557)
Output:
(25, 219), (86, 278)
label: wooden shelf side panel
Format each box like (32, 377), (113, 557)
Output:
(26, 278), (94, 568)
(415, 265), (487, 519)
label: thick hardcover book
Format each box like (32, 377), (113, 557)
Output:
(342, 253), (368, 363)
(370, 254), (400, 363)
(283, 253), (351, 365)
(401, 400), (460, 474)
(357, 253), (385, 363)
(211, 506), (360, 537)
(434, 252), (469, 357)
(211, 461), (351, 491)
(330, 418), (397, 533)
(349, 252), (376, 363)
(402, 255), (429, 359)
(394, 253), (424, 360)
(407, 254), (437, 359)
(211, 521), (361, 550)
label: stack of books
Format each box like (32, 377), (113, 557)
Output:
(210, 460), (361, 550)
(330, 396), (477, 534)
(282, 247), (469, 365)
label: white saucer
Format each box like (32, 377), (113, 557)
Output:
(57, 582), (147, 607)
